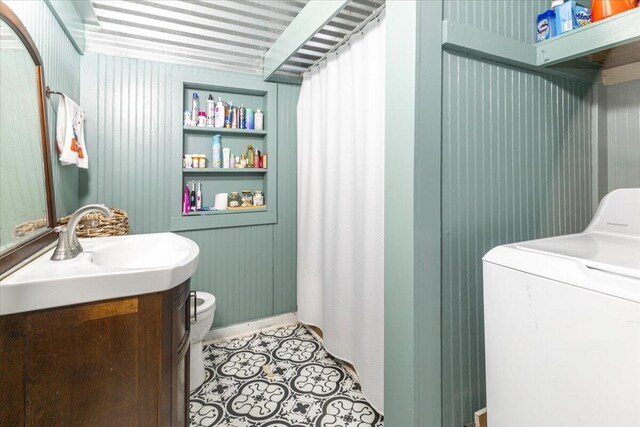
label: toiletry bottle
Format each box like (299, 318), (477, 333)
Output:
(196, 181), (202, 210)
(222, 147), (231, 169)
(230, 154), (236, 169)
(247, 144), (254, 168)
(191, 93), (199, 121)
(212, 134), (222, 168)
(256, 150), (262, 169)
(246, 108), (254, 130)
(231, 107), (238, 129)
(262, 153), (267, 169)
(254, 147), (259, 168)
(190, 181), (196, 211)
(183, 185), (190, 213)
(224, 102), (233, 128)
(255, 109), (264, 130)
(214, 97), (225, 128)
(206, 95), (215, 127)
(239, 104), (246, 129)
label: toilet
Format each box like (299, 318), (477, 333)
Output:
(189, 291), (216, 391)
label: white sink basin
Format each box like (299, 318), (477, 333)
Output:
(0, 233), (199, 315)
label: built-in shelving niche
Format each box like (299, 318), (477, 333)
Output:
(170, 73), (278, 231)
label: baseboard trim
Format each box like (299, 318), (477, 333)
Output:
(203, 313), (298, 343)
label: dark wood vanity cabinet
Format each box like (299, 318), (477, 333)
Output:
(0, 281), (192, 427)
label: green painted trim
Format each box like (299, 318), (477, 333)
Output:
(171, 71), (278, 232)
(384, 1), (417, 425)
(43, 0), (85, 54)
(266, 74), (303, 85)
(442, 19), (599, 82)
(183, 127), (267, 136)
(263, 0), (348, 81)
(414, 1), (443, 425)
(183, 168), (267, 174)
(442, 19), (536, 69)
(537, 8), (640, 66)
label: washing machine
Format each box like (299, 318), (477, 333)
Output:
(483, 188), (640, 427)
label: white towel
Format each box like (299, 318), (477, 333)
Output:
(56, 94), (88, 169)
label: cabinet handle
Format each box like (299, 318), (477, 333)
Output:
(190, 291), (197, 324)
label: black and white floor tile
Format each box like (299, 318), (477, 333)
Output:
(190, 323), (384, 427)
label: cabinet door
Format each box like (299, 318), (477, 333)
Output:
(171, 287), (191, 426)
(25, 298), (142, 426)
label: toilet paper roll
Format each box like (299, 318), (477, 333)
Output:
(215, 193), (228, 210)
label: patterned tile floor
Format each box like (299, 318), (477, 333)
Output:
(190, 323), (384, 427)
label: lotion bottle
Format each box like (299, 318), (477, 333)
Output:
(214, 97), (225, 128)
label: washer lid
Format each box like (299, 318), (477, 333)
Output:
(516, 233), (640, 279)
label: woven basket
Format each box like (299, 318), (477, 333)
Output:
(58, 207), (129, 238)
(14, 218), (48, 238)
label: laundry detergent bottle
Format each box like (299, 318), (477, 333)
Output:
(591, 0), (637, 22)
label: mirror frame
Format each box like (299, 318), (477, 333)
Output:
(0, 1), (57, 275)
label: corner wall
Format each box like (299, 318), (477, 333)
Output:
(440, 1), (594, 425)
(80, 53), (298, 327)
(5, 0), (81, 217)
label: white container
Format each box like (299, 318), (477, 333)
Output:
(214, 193), (228, 210)
(222, 148), (230, 169)
(254, 109), (264, 130)
(183, 154), (192, 169)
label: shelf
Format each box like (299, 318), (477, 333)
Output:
(183, 126), (267, 136)
(172, 72), (277, 231)
(442, 10), (640, 81)
(536, 8), (640, 68)
(181, 206), (268, 216)
(183, 168), (267, 174)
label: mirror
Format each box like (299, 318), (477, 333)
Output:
(0, 2), (56, 274)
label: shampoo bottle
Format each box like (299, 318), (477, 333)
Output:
(214, 97), (225, 128)
(206, 95), (215, 127)
(212, 134), (222, 168)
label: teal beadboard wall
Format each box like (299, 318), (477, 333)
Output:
(439, 1), (594, 426)
(605, 80), (640, 191)
(80, 52), (299, 327)
(5, 0), (81, 217)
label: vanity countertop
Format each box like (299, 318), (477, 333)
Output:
(0, 232), (199, 315)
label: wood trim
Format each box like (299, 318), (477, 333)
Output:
(602, 61), (640, 85)
(27, 297), (139, 330)
(0, 1), (58, 275)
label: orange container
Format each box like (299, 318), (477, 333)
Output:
(591, 0), (638, 22)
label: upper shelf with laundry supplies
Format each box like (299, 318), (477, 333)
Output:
(442, 6), (640, 82)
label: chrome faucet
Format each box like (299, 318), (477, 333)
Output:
(51, 204), (113, 261)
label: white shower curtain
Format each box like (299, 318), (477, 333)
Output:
(296, 12), (385, 413)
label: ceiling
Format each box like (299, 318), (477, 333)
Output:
(85, 0), (384, 79)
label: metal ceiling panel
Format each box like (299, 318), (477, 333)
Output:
(84, 0), (383, 78)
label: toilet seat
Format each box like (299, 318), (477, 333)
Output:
(191, 291), (215, 317)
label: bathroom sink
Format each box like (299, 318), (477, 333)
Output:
(90, 233), (195, 269)
(0, 233), (199, 315)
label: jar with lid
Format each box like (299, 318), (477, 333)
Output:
(228, 192), (241, 208)
(253, 191), (264, 207)
(241, 190), (253, 207)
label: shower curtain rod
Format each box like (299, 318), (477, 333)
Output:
(305, 2), (386, 73)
